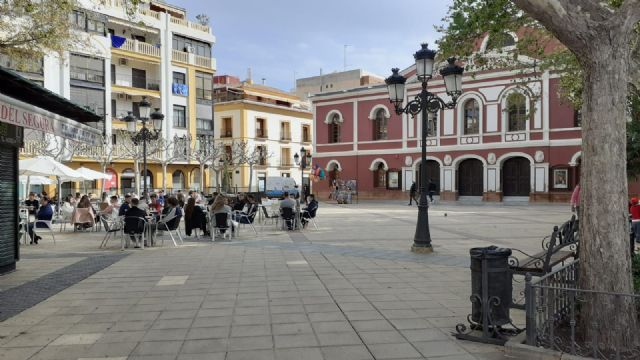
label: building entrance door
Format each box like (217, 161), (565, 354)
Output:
(458, 159), (483, 196)
(502, 157), (530, 196)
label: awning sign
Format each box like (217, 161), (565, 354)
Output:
(0, 94), (101, 145)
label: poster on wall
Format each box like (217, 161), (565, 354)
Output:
(388, 171), (400, 189)
(553, 168), (568, 189)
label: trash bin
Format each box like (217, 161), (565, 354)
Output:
(469, 246), (512, 326)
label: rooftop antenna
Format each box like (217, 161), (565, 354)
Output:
(344, 44), (351, 71)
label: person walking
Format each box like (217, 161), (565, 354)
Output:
(409, 182), (418, 205)
(428, 179), (437, 203)
(571, 183), (581, 216)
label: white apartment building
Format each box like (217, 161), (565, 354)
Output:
(213, 76), (313, 192)
(13, 0), (217, 194)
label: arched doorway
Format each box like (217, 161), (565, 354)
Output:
(191, 168), (201, 191)
(328, 164), (340, 185)
(121, 168), (135, 194)
(172, 170), (185, 191)
(373, 163), (387, 188)
(416, 160), (440, 194)
(502, 157), (530, 196)
(458, 159), (483, 196)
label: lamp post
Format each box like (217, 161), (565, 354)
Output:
(294, 147), (312, 201)
(123, 96), (164, 195)
(385, 44), (464, 253)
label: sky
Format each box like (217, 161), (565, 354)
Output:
(172, 0), (451, 92)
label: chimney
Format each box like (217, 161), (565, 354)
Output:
(246, 67), (253, 84)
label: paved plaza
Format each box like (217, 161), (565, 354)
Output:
(0, 200), (572, 360)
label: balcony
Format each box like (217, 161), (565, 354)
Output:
(169, 15), (210, 34)
(221, 130), (233, 138)
(171, 50), (216, 70)
(279, 160), (292, 168)
(70, 67), (104, 84)
(113, 39), (161, 59)
(111, 75), (160, 97)
(280, 134), (292, 142)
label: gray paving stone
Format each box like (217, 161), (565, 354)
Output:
(132, 340), (184, 356)
(185, 327), (230, 340)
(274, 347), (324, 360)
(226, 349), (275, 360)
(368, 342), (423, 359)
(227, 335), (273, 351)
(274, 333), (319, 348)
(142, 328), (189, 341)
(180, 338), (228, 354)
(413, 340), (469, 357)
(316, 331), (363, 346)
(351, 320), (396, 332)
(311, 321), (353, 333)
(320, 345), (374, 360)
(272, 322), (314, 335)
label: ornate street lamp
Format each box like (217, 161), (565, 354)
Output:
(124, 96), (164, 195)
(294, 147), (312, 200)
(385, 44), (464, 253)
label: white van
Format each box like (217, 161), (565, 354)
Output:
(264, 177), (298, 198)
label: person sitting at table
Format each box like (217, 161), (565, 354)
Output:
(279, 191), (295, 230)
(148, 193), (162, 213)
(76, 195), (95, 230)
(211, 195), (233, 235)
(234, 194), (258, 224)
(102, 195), (120, 218)
(118, 194), (132, 216)
(124, 197), (147, 248)
(25, 192), (39, 216)
(301, 194), (319, 228)
(184, 197), (209, 237)
(157, 190), (165, 206)
(28, 196), (53, 244)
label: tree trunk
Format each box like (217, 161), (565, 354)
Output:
(162, 163), (167, 193)
(100, 164), (107, 196)
(200, 163), (205, 192)
(248, 164), (253, 192)
(579, 43), (638, 348)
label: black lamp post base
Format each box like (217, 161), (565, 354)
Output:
(411, 243), (433, 254)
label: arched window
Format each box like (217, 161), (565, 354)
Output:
(507, 94), (527, 132)
(373, 163), (387, 188)
(373, 109), (388, 140)
(486, 33), (516, 51)
(463, 99), (480, 134)
(172, 170), (185, 190)
(328, 113), (341, 143)
(191, 168), (201, 191)
(427, 112), (438, 137)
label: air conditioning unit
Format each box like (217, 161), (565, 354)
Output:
(119, 58), (128, 66)
(185, 45), (194, 53)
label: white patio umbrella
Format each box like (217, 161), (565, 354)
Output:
(75, 167), (111, 194)
(19, 156), (89, 209)
(19, 176), (53, 185)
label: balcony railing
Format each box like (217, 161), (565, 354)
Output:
(280, 134), (292, 141)
(171, 50), (216, 70)
(280, 161), (292, 167)
(112, 74), (160, 91)
(70, 67), (104, 84)
(172, 49), (189, 63)
(116, 39), (161, 58)
(221, 130), (233, 138)
(256, 129), (267, 138)
(169, 15), (210, 33)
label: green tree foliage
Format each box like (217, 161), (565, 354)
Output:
(437, 0), (639, 174)
(0, 0), (79, 62)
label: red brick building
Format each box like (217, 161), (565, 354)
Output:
(311, 38), (591, 202)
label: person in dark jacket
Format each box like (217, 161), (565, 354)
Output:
(124, 198), (147, 248)
(184, 197), (208, 237)
(301, 194), (318, 228)
(28, 197), (53, 244)
(428, 179), (437, 203)
(409, 182), (418, 205)
(24, 192), (39, 216)
(118, 194), (132, 216)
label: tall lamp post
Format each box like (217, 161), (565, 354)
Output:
(124, 96), (164, 195)
(294, 147), (312, 200)
(385, 44), (464, 253)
